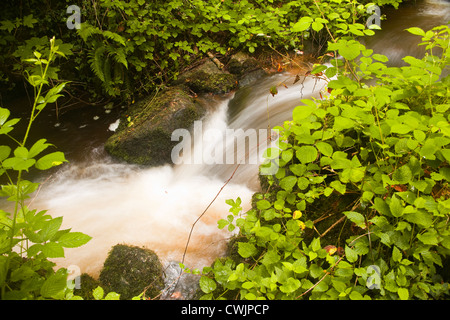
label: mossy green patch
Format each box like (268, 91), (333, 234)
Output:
(104, 86), (205, 166)
(99, 244), (164, 300)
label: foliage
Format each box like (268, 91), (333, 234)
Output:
(75, 0), (390, 100)
(0, 0), (403, 102)
(196, 24), (450, 300)
(0, 37), (91, 300)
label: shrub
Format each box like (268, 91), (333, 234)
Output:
(197, 24), (450, 300)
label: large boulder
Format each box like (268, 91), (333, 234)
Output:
(104, 86), (205, 166)
(99, 244), (164, 300)
(226, 52), (267, 86)
(175, 59), (238, 94)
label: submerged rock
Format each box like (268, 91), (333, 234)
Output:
(104, 86), (205, 166)
(99, 244), (164, 300)
(161, 261), (201, 300)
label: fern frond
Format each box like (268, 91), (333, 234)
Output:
(102, 30), (126, 46)
(88, 45), (106, 82)
(113, 61), (123, 83)
(77, 22), (101, 42)
(106, 46), (128, 69)
(103, 57), (112, 89)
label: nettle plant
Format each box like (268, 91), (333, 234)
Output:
(0, 37), (91, 300)
(198, 25), (450, 300)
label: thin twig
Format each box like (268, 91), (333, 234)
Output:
(296, 256), (344, 299)
(320, 215), (346, 238)
(181, 162), (241, 266)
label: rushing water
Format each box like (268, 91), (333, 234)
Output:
(33, 73), (328, 278)
(362, 0), (450, 66)
(2, 0), (449, 298)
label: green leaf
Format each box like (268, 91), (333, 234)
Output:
(392, 246), (402, 262)
(281, 148), (294, 162)
(413, 130), (426, 142)
(405, 27), (425, 36)
(333, 116), (354, 131)
(14, 146), (28, 159)
(325, 66), (337, 79)
(280, 278), (301, 293)
(238, 242), (258, 258)
(315, 142), (333, 157)
(242, 281), (254, 289)
(93, 286), (104, 300)
(0, 145), (11, 161)
(39, 216), (63, 242)
(40, 269), (68, 298)
(330, 180), (346, 194)
(293, 257), (308, 274)
(217, 219), (228, 229)
(311, 21), (324, 32)
(23, 14), (38, 28)
(344, 211), (365, 228)
(199, 276), (217, 294)
(296, 146), (318, 164)
(310, 237), (321, 252)
(262, 250), (280, 266)
(392, 165), (412, 184)
(345, 245), (358, 263)
(339, 40), (361, 61)
(58, 232), (92, 248)
(441, 149), (450, 162)
(292, 17), (313, 32)
(398, 287), (409, 300)
(35, 151), (67, 170)
(28, 139), (51, 158)
(372, 54), (389, 62)
(417, 229), (439, 246)
(42, 242), (65, 258)
(104, 292), (121, 300)
(2, 157), (35, 171)
(389, 195), (404, 217)
(280, 175), (297, 191)
(290, 164), (307, 176)
(0, 107), (10, 125)
(293, 104), (315, 121)
(403, 211), (433, 228)
(309, 263), (324, 278)
(257, 199), (271, 210)
(311, 64), (327, 74)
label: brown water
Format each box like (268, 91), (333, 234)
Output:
(362, 0), (450, 66)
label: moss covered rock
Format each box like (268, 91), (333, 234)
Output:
(104, 86), (205, 166)
(227, 52), (267, 87)
(176, 59), (238, 94)
(99, 244), (164, 300)
(73, 273), (101, 300)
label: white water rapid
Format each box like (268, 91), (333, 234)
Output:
(32, 73), (328, 278)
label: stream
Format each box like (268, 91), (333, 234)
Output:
(1, 0), (449, 299)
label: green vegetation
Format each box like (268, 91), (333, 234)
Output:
(1, 0), (449, 301)
(0, 38), (91, 299)
(1, 0), (397, 103)
(196, 24), (450, 300)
